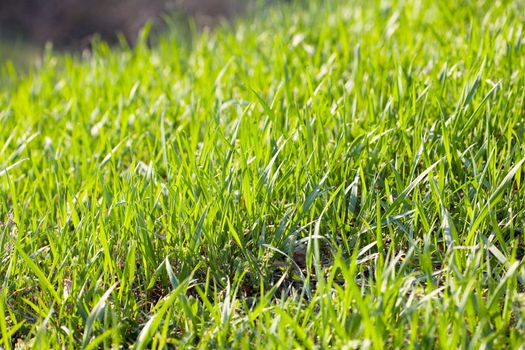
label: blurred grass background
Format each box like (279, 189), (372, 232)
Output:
(0, 0), (266, 70)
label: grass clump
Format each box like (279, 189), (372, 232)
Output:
(1, 0), (525, 348)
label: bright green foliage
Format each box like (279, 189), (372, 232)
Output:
(1, 0), (525, 348)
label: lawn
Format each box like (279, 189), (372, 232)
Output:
(1, 0), (525, 348)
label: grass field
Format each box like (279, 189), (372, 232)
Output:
(1, 0), (525, 348)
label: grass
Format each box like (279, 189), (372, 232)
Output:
(0, 38), (43, 73)
(1, 0), (525, 348)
